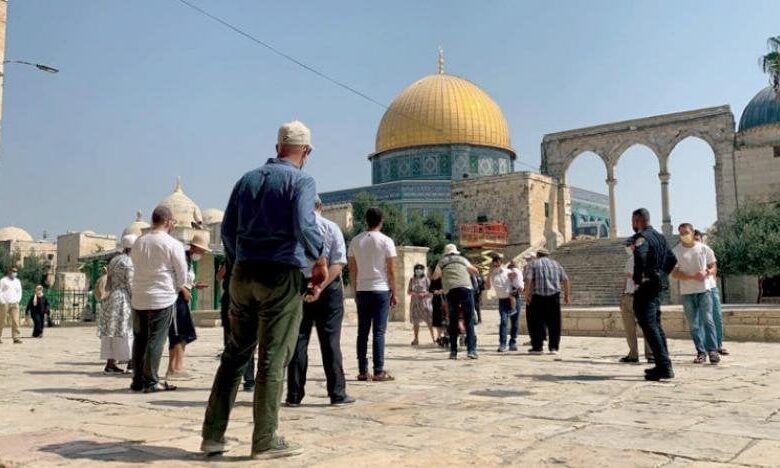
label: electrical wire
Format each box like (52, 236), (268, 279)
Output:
(174, 0), (539, 171)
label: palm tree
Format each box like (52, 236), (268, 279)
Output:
(760, 36), (780, 95)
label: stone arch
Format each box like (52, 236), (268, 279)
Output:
(541, 106), (736, 240)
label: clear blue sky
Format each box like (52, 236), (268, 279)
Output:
(1, 0), (778, 238)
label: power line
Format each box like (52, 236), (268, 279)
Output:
(173, 0), (539, 171)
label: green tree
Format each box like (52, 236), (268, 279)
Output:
(710, 202), (780, 303)
(18, 254), (48, 290)
(0, 248), (13, 276)
(760, 36), (780, 92)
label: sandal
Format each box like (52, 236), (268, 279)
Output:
(693, 353), (706, 364)
(143, 382), (178, 393)
(372, 371), (395, 382)
(718, 347), (730, 356)
(411, 339), (419, 346)
(356, 373), (371, 382)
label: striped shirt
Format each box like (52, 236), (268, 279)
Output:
(526, 257), (568, 297)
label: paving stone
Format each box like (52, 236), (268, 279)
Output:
(0, 311), (778, 467)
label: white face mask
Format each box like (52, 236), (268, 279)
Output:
(10, 273), (17, 280)
(191, 253), (203, 262)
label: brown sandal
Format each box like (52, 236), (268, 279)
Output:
(372, 372), (395, 382)
(356, 373), (371, 381)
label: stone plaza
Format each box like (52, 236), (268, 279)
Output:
(1, 307), (780, 467)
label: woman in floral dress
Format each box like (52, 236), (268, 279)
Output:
(98, 234), (136, 374)
(408, 263), (435, 346)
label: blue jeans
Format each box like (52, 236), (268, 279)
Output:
(355, 291), (390, 375)
(498, 298), (519, 348)
(707, 287), (723, 348)
(446, 287), (477, 354)
(681, 292), (716, 354)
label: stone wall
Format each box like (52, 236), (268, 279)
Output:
(452, 171), (557, 248)
(322, 203), (354, 234)
(561, 305), (780, 342)
(390, 246), (429, 322)
(57, 232), (117, 273)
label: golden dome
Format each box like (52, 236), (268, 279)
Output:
(0, 226), (33, 242)
(159, 178), (202, 227)
(375, 73), (514, 157)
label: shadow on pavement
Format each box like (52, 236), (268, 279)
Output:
(39, 440), (198, 463)
(515, 373), (642, 382)
(148, 400), (249, 408)
(26, 386), (204, 395)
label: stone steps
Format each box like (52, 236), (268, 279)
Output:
(551, 238), (630, 306)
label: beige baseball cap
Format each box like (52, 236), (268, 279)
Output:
(278, 120), (313, 148)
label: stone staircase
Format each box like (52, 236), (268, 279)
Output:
(551, 238), (630, 306)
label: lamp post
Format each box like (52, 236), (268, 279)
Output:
(1, 59), (59, 76)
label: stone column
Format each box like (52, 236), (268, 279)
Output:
(390, 246), (429, 322)
(606, 176), (618, 238)
(659, 171), (672, 235)
(556, 177), (572, 244)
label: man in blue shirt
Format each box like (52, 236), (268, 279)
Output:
(202, 121), (327, 461)
(286, 196), (354, 407)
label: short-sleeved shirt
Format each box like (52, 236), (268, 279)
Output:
(435, 255), (474, 293)
(624, 256), (637, 294)
(701, 244), (718, 290)
(303, 213), (347, 278)
(489, 267), (513, 299)
(348, 230), (397, 292)
(526, 257), (568, 297)
(672, 243), (714, 296)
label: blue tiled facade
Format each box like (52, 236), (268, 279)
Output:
(321, 144), (610, 237)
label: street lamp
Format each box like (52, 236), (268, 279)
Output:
(2, 59), (59, 75)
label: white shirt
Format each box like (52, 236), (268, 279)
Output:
(348, 230), (397, 292)
(624, 256), (637, 294)
(130, 230), (188, 310)
(509, 267), (524, 291)
(701, 244), (718, 290)
(489, 267), (513, 299)
(0, 276), (22, 304)
(672, 242), (715, 296)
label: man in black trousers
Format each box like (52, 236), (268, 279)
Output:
(285, 197), (354, 406)
(629, 208), (677, 381)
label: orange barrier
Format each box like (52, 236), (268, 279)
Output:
(460, 222), (509, 248)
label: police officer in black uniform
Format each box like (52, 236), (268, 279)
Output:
(630, 208), (677, 381)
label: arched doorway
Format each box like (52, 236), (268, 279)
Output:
(614, 144), (663, 235)
(565, 151), (610, 239)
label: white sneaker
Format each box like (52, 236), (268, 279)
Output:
(200, 439), (232, 455)
(548, 350), (559, 355)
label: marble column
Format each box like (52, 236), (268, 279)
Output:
(659, 171), (672, 235)
(606, 177), (618, 238)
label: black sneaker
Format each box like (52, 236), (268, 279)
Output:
(331, 396), (356, 406)
(243, 383), (255, 392)
(619, 356), (639, 363)
(284, 401), (301, 408)
(449, 352), (457, 360)
(252, 436), (303, 460)
(508, 344), (518, 351)
(644, 368), (674, 381)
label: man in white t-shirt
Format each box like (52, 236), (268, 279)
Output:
(130, 205), (190, 392)
(694, 230), (728, 355)
(619, 240), (653, 363)
(671, 223), (719, 364)
(348, 207), (397, 382)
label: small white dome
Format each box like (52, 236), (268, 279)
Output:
(202, 208), (224, 225)
(158, 177), (203, 227)
(0, 226), (33, 242)
(122, 210), (151, 237)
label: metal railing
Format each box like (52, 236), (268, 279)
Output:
(21, 288), (95, 323)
